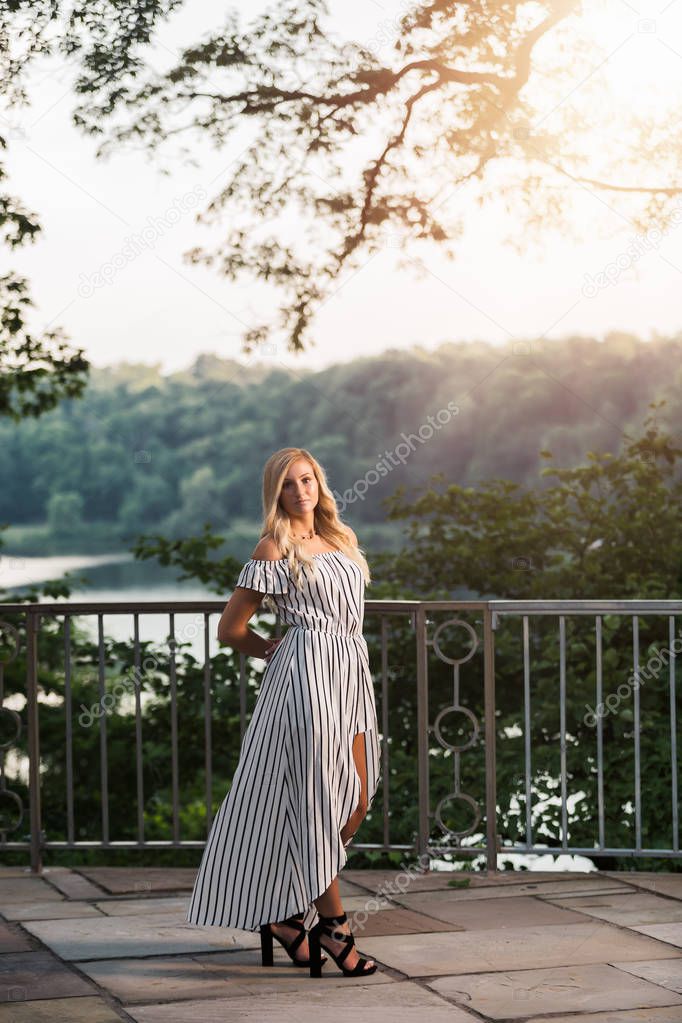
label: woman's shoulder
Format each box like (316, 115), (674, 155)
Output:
(250, 534), (284, 562)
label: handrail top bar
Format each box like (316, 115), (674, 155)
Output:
(0, 599), (487, 614)
(1, 598), (681, 614)
(490, 600), (682, 613)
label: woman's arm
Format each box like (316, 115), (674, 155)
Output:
(217, 535), (283, 657)
(217, 587), (274, 657)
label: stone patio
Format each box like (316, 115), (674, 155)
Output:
(3, 865), (682, 1020)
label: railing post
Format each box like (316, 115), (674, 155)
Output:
(483, 606), (498, 876)
(26, 611), (43, 873)
(415, 606), (430, 868)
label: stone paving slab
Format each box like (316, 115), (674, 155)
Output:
(615, 958), (682, 994)
(0, 878), (63, 905)
(605, 873), (682, 901)
(529, 884), (636, 898)
(391, 879), (629, 909)
(331, 877), (370, 897)
(342, 894), (398, 911)
(106, 894), (382, 918)
(547, 892), (682, 926)
(347, 906), (464, 936)
(76, 946), (394, 1003)
(90, 893), (398, 919)
(77, 865), (364, 898)
(427, 962), (682, 1020)
(0, 921), (32, 953)
(341, 868), (593, 893)
(0, 950), (95, 999)
(631, 923), (682, 949)
(77, 867), (198, 894)
(0, 995), (124, 1022)
(3, 900), (105, 922)
(22, 912), (260, 961)
(9, 867), (682, 1021)
(357, 920), (682, 977)
(94, 897), (191, 917)
(529, 1010), (682, 1023)
(389, 893), (590, 930)
(43, 868), (108, 900)
(124, 978), (475, 1023)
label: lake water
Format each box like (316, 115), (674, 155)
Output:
(0, 552), (242, 660)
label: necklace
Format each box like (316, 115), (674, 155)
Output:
(295, 528), (316, 540)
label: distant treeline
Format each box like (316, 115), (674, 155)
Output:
(2, 332), (680, 547)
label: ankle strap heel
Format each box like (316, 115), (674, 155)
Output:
(308, 910), (377, 979)
(319, 911), (347, 925)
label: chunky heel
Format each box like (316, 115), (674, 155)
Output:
(308, 926), (323, 977)
(259, 923), (273, 966)
(260, 912), (328, 968)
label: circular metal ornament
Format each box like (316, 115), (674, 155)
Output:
(0, 707), (21, 750)
(433, 704), (480, 752)
(434, 791), (481, 839)
(431, 618), (478, 666)
(0, 788), (24, 833)
(0, 621), (20, 666)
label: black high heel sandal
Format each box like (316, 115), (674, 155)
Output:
(260, 912), (328, 968)
(308, 911), (378, 978)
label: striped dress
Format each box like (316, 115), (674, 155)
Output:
(186, 549), (381, 933)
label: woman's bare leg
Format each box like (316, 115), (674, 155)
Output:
(340, 731), (369, 845)
(269, 916), (311, 963)
(312, 732), (375, 970)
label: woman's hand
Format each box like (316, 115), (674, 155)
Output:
(263, 637), (283, 663)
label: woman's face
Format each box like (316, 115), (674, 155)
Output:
(279, 458), (319, 518)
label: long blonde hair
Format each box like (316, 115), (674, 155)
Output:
(258, 447), (371, 595)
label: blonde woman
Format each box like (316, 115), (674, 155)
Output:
(186, 447), (381, 978)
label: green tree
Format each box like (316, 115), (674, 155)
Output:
(1, 0), (90, 421)
(5, 3), (681, 355)
(376, 400), (682, 601)
(46, 491), (85, 537)
(119, 474), (174, 534)
(375, 402), (682, 870)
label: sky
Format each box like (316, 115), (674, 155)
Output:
(4, 0), (682, 376)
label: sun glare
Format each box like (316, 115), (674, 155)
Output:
(565, 0), (682, 108)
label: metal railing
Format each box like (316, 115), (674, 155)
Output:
(491, 600), (682, 861)
(1, 599), (680, 873)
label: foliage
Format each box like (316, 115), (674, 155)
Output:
(4, 2), (679, 355)
(0, 1), (90, 422)
(2, 404), (680, 872)
(1, 335), (680, 550)
(130, 522), (241, 594)
(379, 401), (682, 601)
(0, 209), (89, 423)
(374, 402), (682, 871)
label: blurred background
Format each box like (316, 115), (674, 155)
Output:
(1, 0), (681, 876)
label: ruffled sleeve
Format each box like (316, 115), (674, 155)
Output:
(234, 558), (289, 595)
